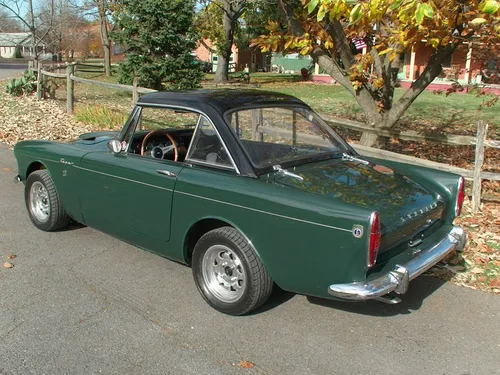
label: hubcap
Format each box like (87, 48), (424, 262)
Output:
(29, 181), (50, 223)
(202, 245), (246, 303)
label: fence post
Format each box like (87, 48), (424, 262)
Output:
(36, 63), (43, 100)
(132, 77), (139, 105)
(66, 62), (75, 115)
(471, 120), (488, 212)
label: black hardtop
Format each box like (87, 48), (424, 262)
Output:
(137, 89), (308, 114)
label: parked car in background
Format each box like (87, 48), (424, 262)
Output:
(14, 90), (466, 315)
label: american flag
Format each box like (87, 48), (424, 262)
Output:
(352, 38), (367, 51)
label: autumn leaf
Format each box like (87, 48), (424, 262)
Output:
(317, 4), (327, 21)
(489, 278), (500, 288)
(236, 360), (255, 369)
(428, 38), (440, 48)
(3, 262), (14, 269)
(470, 17), (487, 26)
(378, 48), (393, 55)
(480, 0), (500, 14)
(388, 0), (403, 11)
(415, 4), (425, 25)
(307, 0), (319, 14)
(7, 254), (16, 260)
(470, 267), (485, 274)
(349, 4), (362, 24)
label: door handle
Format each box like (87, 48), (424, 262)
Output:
(156, 169), (177, 178)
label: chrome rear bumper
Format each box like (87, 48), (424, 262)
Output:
(328, 226), (466, 301)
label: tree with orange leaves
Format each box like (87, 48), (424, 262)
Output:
(252, 0), (500, 147)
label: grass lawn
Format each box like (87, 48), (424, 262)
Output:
(257, 80), (500, 138)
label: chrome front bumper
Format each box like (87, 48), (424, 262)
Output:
(328, 226), (466, 301)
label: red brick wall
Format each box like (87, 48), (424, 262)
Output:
(194, 39), (239, 66)
(194, 40), (212, 62)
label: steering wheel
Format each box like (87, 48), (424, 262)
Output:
(140, 130), (179, 162)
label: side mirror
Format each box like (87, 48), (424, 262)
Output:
(107, 139), (122, 154)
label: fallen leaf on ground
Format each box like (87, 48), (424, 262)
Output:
(474, 256), (490, 264)
(3, 261), (14, 269)
(477, 275), (488, 283)
(470, 267), (484, 274)
(3, 167), (12, 172)
(236, 360), (255, 369)
(489, 278), (500, 288)
(6, 254), (16, 259)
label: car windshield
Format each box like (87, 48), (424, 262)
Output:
(227, 107), (347, 169)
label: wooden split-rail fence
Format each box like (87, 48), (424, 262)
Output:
(33, 62), (499, 211)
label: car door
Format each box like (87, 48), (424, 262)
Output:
(78, 151), (184, 243)
(77, 105), (202, 245)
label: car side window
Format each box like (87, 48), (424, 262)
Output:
(123, 106), (201, 161)
(139, 107), (200, 131)
(186, 117), (233, 169)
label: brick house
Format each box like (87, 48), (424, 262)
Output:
(195, 39), (269, 72)
(312, 41), (500, 91)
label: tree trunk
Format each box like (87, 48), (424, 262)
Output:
(28, 0), (38, 69)
(98, 2), (111, 77)
(215, 53), (230, 83)
(359, 132), (387, 148)
(215, 2), (235, 83)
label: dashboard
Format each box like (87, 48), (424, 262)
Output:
(129, 128), (194, 161)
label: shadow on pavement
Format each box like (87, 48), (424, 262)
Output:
(307, 274), (450, 316)
(249, 273), (450, 316)
(55, 220), (87, 232)
(250, 286), (296, 315)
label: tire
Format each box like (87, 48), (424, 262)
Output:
(25, 170), (70, 231)
(192, 226), (273, 315)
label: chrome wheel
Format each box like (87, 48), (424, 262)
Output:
(202, 245), (246, 303)
(29, 181), (50, 223)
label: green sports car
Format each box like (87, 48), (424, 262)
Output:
(14, 90), (466, 315)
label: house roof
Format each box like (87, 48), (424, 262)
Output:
(0, 33), (30, 47)
(0, 32), (46, 47)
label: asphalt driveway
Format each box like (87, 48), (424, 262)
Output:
(0, 142), (499, 375)
(0, 62), (28, 80)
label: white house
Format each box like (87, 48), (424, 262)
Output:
(0, 32), (48, 58)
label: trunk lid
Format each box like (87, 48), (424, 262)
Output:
(271, 158), (444, 252)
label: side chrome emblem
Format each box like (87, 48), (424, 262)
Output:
(59, 158), (74, 166)
(352, 225), (364, 239)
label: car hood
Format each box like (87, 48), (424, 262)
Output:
(73, 131), (120, 144)
(271, 158), (444, 251)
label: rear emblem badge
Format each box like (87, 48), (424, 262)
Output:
(352, 225), (364, 238)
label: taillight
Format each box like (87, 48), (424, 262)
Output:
(455, 177), (465, 216)
(368, 212), (381, 268)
